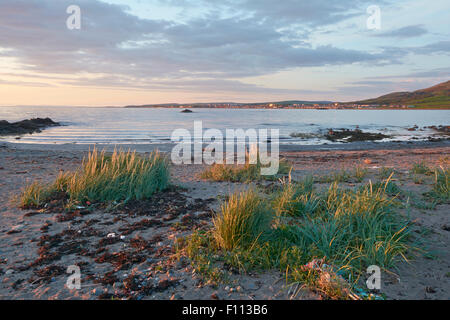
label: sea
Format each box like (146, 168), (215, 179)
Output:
(0, 106), (449, 146)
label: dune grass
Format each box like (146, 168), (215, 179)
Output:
(411, 162), (433, 175)
(426, 167), (449, 203)
(317, 167), (368, 184)
(212, 189), (272, 251)
(201, 155), (291, 182)
(20, 149), (170, 208)
(180, 175), (411, 298)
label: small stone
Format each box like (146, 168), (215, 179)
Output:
(158, 279), (170, 290)
(92, 288), (102, 296)
(5, 269), (14, 275)
(245, 282), (259, 291)
(170, 293), (182, 300)
(7, 225), (24, 234)
(425, 286), (436, 293)
(224, 286), (230, 291)
(211, 293), (219, 300)
(236, 286), (242, 292)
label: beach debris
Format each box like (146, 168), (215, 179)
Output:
(301, 258), (360, 300)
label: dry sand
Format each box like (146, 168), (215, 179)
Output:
(0, 142), (448, 300)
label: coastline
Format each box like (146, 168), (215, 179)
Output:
(2, 139), (449, 154)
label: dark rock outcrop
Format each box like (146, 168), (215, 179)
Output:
(0, 118), (60, 136)
(325, 128), (389, 142)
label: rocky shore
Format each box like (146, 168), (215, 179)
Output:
(0, 118), (60, 136)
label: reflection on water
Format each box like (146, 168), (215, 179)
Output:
(0, 106), (448, 145)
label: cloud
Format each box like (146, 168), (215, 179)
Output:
(365, 67), (450, 79)
(381, 40), (450, 57)
(158, 0), (376, 26)
(372, 24), (428, 38)
(0, 0), (398, 94)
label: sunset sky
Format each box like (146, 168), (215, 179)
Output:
(0, 0), (449, 106)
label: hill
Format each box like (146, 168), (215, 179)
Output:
(352, 80), (450, 109)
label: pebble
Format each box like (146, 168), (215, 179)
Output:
(7, 225), (24, 234)
(211, 293), (219, 300)
(5, 269), (14, 275)
(92, 288), (102, 296)
(245, 282), (258, 291)
(158, 279), (170, 290)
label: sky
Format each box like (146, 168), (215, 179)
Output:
(0, 0), (449, 106)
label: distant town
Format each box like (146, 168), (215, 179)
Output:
(125, 102), (418, 110)
(125, 81), (450, 110)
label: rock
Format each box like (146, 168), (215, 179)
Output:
(92, 288), (103, 296)
(244, 282), (259, 291)
(7, 225), (24, 234)
(157, 279), (169, 290)
(211, 292), (219, 300)
(425, 286), (436, 294)
(180, 109), (193, 113)
(325, 128), (389, 142)
(0, 118), (60, 136)
(5, 269), (14, 275)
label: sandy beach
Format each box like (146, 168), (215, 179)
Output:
(0, 141), (448, 300)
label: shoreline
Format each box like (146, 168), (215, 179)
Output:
(2, 139), (449, 154)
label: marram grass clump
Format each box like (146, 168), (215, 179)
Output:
(212, 189), (272, 251)
(201, 154), (291, 182)
(181, 175), (412, 298)
(426, 166), (449, 203)
(20, 149), (170, 207)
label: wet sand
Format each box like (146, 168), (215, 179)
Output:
(0, 142), (448, 300)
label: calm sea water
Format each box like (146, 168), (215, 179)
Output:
(0, 106), (449, 145)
